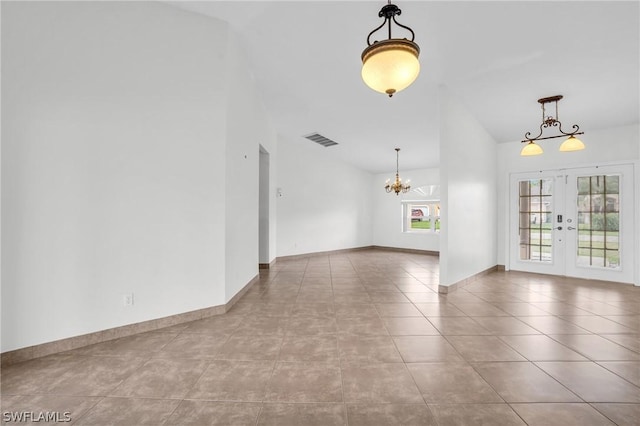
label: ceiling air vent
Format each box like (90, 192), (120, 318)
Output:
(304, 133), (339, 147)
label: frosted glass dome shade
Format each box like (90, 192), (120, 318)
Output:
(559, 135), (585, 152)
(520, 142), (543, 156)
(362, 39), (420, 97)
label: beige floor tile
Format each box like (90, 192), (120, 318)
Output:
(407, 363), (502, 403)
(234, 316), (289, 336)
(291, 303), (335, 317)
(6, 249), (640, 426)
(166, 401), (261, 425)
(572, 300), (635, 316)
(404, 292), (443, 303)
(109, 358), (209, 398)
(264, 362), (342, 403)
(511, 403), (616, 426)
(414, 303), (466, 317)
(517, 316), (592, 334)
(257, 403), (346, 426)
(215, 335), (283, 360)
(44, 356), (148, 397)
(559, 315), (637, 334)
(601, 334), (640, 352)
(69, 332), (177, 357)
(381, 317), (440, 335)
(598, 361), (640, 386)
(154, 333), (229, 359)
(187, 360), (274, 401)
(334, 303), (379, 318)
(346, 403), (436, 426)
(470, 316), (542, 335)
(446, 336), (527, 362)
(536, 361), (640, 402)
(338, 335), (403, 364)
(474, 362), (581, 402)
(342, 364), (423, 403)
(440, 292), (485, 304)
(393, 336), (464, 363)
(362, 283), (402, 292)
(74, 397), (179, 425)
(367, 291), (411, 303)
(451, 302), (510, 317)
(336, 317), (389, 336)
(489, 302), (551, 316)
(531, 302), (594, 316)
(286, 315), (338, 335)
(395, 284), (431, 293)
(243, 303), (295, 318)
(427, 317), (492, 335)
(260, 291), (299, 303)
(603, 315), (640, 331)
(375, 303), (423, 317)
(296, 290), (334, 303)
(0, 395), (101, 424)
(499, 335), (587, 361)
(473, 292), (526, 303)
(591, 403), (640, 426)
(278, 335), (339, 362)
(550, 334), (640, 360)
(428, 403), (526, 426)
(1, 355), (81, 395)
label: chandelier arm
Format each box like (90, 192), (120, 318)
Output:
(521, 131), (584, 144)
(556, 123), (581, 137)
(523, 123), (547, 143)
(391, 15), (415, 41)
(366, 18), (389, 46)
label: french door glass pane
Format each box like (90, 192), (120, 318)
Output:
(518, 179), (553, 262)
(575, 175), (621, 269)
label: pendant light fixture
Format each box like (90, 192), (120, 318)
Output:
(520, 95), (585, 156)
(385, 148), (411, 195)
(361, 1), (420, 97)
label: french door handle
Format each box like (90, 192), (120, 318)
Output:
(567, 226), (576, 230)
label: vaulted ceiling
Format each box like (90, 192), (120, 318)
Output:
(168, 1), (639, 173)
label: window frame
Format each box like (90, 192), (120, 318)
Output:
(402, 200), (440, 233)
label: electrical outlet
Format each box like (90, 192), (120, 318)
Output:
(123, 293), (134, 307)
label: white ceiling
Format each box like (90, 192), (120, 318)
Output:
(167, 1), (639, 174)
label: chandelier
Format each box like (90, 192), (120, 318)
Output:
(361, 1), (420, 97)
(521, 95), (585, 156)
(385, 148), (411, 195)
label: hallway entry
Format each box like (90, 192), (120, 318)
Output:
(259, 145), (270, 267)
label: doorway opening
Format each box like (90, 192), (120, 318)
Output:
(509, 164), (635, 284)
(259, 145), (271, 268)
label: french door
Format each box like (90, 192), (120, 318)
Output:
(509, 164), (635, 284)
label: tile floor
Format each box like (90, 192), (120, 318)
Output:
(2, 249), (639, 425)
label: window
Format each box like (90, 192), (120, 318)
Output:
(403, 201), (440, 232)
(518, 178), (553, 262)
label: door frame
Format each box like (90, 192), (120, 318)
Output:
(506, 161), (638, 286)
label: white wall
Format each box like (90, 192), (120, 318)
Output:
(276, 136), (373, 257)
(372, 168), (440, 251)
(1, 2), (273, 351)
(439, 87), (498, 288)
(497, 124), (639, 279)
(223, 31), (277, 300)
